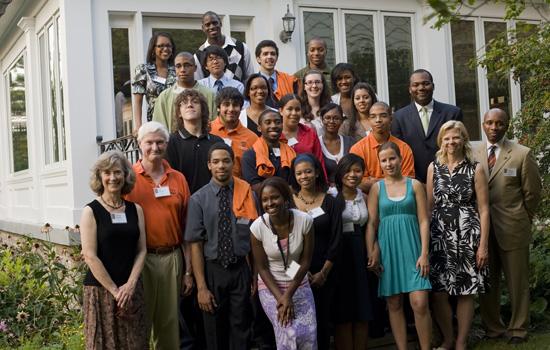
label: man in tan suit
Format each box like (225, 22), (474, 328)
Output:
(475, 108), (541, 345)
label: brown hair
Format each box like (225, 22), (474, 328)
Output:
(89, 151), (135, 195)
(174, 89), (211, 133)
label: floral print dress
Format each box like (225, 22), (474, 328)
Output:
(132, 63), (177, 121)
(429, 159), (490, 295)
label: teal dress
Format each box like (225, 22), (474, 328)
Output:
(378, 178), (431, 297)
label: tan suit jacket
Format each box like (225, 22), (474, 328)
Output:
(474, 139), (541, 251)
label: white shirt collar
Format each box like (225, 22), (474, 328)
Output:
(202, 35), (235, 49)
(414, 100), (434, 113)
(486, 136), (505, 150)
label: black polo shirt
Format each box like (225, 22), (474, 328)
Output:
(165, 127), (223, 194)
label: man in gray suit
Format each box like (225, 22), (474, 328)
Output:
(391, 69), (463, 183)
(475, 108), (541, 345)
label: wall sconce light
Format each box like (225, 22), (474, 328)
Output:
(279, 4), (296, 43)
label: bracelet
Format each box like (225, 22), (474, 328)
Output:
(320, 269), (327, 281)
(185, 271), (193, 276)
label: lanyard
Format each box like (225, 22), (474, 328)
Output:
(269, 210), (292, 270)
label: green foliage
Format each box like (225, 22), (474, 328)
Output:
(0, 229), (85, 348)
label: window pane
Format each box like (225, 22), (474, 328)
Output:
(40, 33), (52, 165)
(48, 24), (60, 162)
(385, 16), (413, 112)
(345, 13), (376, 89)
(303, 11), (335, 67)
(231, 31), (246, 43)
(9, 56), (29, 172)
(57, 18), (66, 160)
(111, 28), (133, 137)
(152, 28), (205, 56)
(484, 22), (510, 117)
(451, 21), (481, 140)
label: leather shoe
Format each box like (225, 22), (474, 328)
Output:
(509, 337), (526, 345)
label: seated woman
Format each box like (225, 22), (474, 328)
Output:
(298, 69), (332, 135)
(366, 142), (432, 350)
(240, 73), (275, 137)
(81, 150), (148, 349)
(250, 176), (317, 349)
(330, 63), (359, 117)
(339, 83), (378, 142)
(318, 103), (357, 186)
(279, 94), (327, 178)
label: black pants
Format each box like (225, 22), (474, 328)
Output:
(311, 273), (337, 350)
(203, 259), (252, 350)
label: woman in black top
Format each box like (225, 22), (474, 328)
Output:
(290, 153), (343, 350)
(81, 150), (147, 350)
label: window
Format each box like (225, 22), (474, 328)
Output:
(111, 27), (133, 137)
(7, 55), (29, 173)
(39, 15), (66, 165)
(301, 8), (415, 110)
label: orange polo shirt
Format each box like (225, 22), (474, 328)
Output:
(123, 159), (191, 248)
(350, 132), (415, 181)
(210, 117), (259, 178)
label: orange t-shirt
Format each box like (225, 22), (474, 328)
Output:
(123, 159), (191, 248)
(350, 133), (415, 181)
(210, 117), (259, 178)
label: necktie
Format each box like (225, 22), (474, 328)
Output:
(488, 145), (497, 174)
(215, 80), (224, 93)
(420, 107), (429, 135)
(217, 186), (234, 267)
(268, 77), (279, 107)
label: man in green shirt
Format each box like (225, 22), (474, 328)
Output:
(294, 37), (332, 94)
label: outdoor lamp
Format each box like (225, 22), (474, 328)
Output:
(279, 4), (296, 43)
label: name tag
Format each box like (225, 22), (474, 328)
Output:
(236, 217), (250, 225)
(285, 260), (301, 279)
(154, 186), (171, 198)
(273, 148), (281, 157)
(153, 76), (166, 85)
(343, 222), (355, 232)
(503, 168), (517, 177)
(287, 138), (299, 147)
(223, 138), (232, 147)
(308, 207), (325, 218)
(111, 213), (128, 224)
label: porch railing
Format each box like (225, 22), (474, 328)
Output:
(96, 135), (141, 164)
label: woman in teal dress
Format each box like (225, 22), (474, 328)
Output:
(366, 142), (432, 350)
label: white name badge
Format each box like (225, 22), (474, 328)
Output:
(153, 76), (166, 85)
(308, 207), (325, 218)
(111, 213), (128, 224)
(154, 186), (171, 198)
(285, 260), (301, 279)
(287, 138), (299, 147)
(503, 168), (517, 177)
(223, 138), (233, 147)
(273, 148), (281, 157)
(236, 217), (250, 225)
(343, 222), (355, 232)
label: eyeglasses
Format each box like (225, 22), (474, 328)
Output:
(304, 80), (322, 86)
(155, 44), (174, 50)
(207, 56), (223, 64)
(250, 86), (268, 92)
(322, 116), (342, 122)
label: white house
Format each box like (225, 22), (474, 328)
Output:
(0, 0), (545, 244)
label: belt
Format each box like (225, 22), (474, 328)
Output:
(147, 244), (179, 255)
(205, 256), (244, 265)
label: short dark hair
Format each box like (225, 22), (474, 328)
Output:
(308, 37), (327, 48)
(410, 69), (433, 83)
(174, 89), (211, 133)
(320, 102), (343, 119)
(289, 153), (328, 194)
(371, 101), (391, 115)
(146, 31), (176, 65)
(208, 142), (235, 162)
(334, 154), (365, 192)
(244, 73), (271, 101)
(258, 109), (282, 126)
(331, 63), (359, 94)
(378, 141), (401, 158)
(278, 94), (301, 110)
(216, 87), (244, 109)
(255, 40), (279, 58)
(259, 177), (295, 216)
(202, 11), (221, 22)
(201, 45), (229, 72)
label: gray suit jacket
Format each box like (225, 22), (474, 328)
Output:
(391, 100), (463, 183)
(474, 139), (541, 251)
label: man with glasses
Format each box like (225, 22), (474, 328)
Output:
(195, 11), (254, 83)
(154, 52), (217, 129)
(350, 101), (415, 193)
(294, 37), (332, 94)
(198, 46), (244, 95)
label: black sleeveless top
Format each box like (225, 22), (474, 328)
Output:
(83, 200), (140, 287)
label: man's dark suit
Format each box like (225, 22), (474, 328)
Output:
(391, 100), (463, 183)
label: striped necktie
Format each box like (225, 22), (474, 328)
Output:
(488, 145), (497, 174)
(215, 79), (224, 93)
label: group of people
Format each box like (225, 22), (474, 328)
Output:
(80, 9), (542, 350)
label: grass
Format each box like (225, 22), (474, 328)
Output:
(467, 333), (550, 349)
